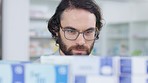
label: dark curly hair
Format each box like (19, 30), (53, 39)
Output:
(48, 0), (103, 44)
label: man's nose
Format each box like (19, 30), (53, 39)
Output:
(76, 34), (85, 45)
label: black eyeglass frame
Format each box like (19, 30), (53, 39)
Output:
(60, 25), (99, 41)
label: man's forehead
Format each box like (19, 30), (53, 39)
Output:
(60, 8), (96, 31)
(61, 8), (95, 20)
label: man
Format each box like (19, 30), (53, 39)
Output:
(48, 0), (103, 56)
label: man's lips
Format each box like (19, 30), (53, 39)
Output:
(72, 49), (86, 54)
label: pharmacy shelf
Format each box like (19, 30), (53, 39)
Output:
(103, 21), (148, 56)
(30, 36), (51, 39)
(129, 21), (148, 56)
(30, 16), (49, 21)
(29, 0), (59, 60)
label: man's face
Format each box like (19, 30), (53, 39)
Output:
(58, 9), (96, 55)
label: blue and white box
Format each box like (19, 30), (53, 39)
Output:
(0, 63), (25, 83)
(71, 56), (117, 83)
(0, 62), (69, 83)
(71, 56), (117, 76)
(99, 57), (115, 76)
(119, 57), (147, 75)
(119, 75), (148, 83)
(25, 64), (69, 83)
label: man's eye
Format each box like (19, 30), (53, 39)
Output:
(85, 30), (94, 34)
(66, 29), (77, 34)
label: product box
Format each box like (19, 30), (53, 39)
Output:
(0, 63), (69, 83)
(71, 56), (117, 76)
(41, 56), (117, 76)
(0, 60), (24, 64)
(71, 56), (118, 83)
(25, 63), (69, 83)
(0, 64), (12, 83)
(119, 57), (148, 75)
(74, 75), (117, 83)
(119, 75), (148, 83)
(132, 57), (148, 75)
(40, 55), (74, 65)
(40, 56), (118, 83)
(71, 56), (99, 76)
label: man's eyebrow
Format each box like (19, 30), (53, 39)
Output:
(63, 26), (77, 30)
(85, 27), (96, 31)
(63, 26), (96, 31)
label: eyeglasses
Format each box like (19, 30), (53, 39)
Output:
(60, 26), (98, 41)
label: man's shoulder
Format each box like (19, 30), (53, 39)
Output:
(33, 51), (60, 63)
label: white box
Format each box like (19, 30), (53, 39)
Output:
(74, 75), (117, 83)
(132, 57), (147, 75)
(132, 75), (148, 83)
(0, 64), (12, 83)
(40, 56), (74, 65)
(71, 56), (100, 75)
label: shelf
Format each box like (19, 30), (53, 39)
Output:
(108, 35), (129, 40)
(30, 15), (50, 21)
(30, 0), (60, 5)
(29, 0), (60, 60)
(133, 35), (148, 40)
(30, 36), (51, 39)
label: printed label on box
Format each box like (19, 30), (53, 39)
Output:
(11, 64), (24, 83)
(71, 57), (99, 75)
(119, 75), (131, 83)
(120, 58), (132, 75)
(75, 75), (116, 83)
(100, 57), (113, 76)
(25, 64), (68, 83)
(75, 75), (86, 83)
(55, 65), (69, 83)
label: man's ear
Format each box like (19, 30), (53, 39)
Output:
(56, 32), (58, 37)
(55, 32), (59, 44)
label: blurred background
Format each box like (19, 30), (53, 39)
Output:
(0, 0), (148, 61)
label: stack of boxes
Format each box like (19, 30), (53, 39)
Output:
(0, 56), (148, 83)
(41, 56), (148, 83)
